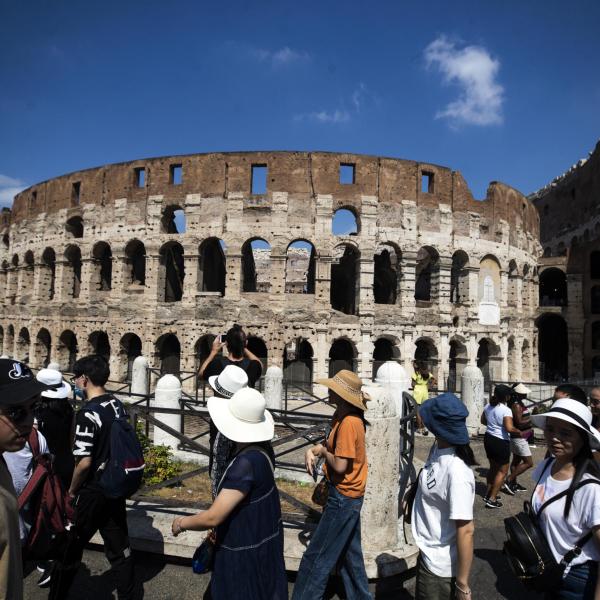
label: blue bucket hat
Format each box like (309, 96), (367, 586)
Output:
(419, 393), (469, 445)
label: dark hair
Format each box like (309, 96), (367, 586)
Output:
(491, 384), (512, 407)
(563, 429), (600, 518)
(555, 384), (588, 404)
(225, 324), (246, 359)
(72, 354), (110, 387)
(455, 444), (478, 467)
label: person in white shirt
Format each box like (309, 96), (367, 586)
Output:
(411, 393), (476, 600)
(530, 398), (600, 599)
(480, 384), (524, 508)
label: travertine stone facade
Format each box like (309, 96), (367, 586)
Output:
(0, 151), (540, 389)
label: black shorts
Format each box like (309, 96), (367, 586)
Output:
(484, 432), (510, 464)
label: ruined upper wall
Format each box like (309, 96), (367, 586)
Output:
(8, 151), (538, 236)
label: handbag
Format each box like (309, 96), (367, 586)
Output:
(311, 418), (346, 507)
(503, 459), (599, 592)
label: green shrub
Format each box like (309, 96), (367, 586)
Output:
(136, 423), (181, 486)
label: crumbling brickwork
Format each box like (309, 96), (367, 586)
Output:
(0, 151), (540, 389)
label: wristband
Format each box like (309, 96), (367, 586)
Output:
(455, 583), (471, 595)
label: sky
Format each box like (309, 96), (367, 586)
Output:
(1, 0), (599, 209)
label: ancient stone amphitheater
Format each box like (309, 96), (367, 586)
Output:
(0, 151), (541, 391)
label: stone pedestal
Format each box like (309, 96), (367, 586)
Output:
(374, 361), (410, 417)
(461, 365), (484, 435)
(264, 365), (283, 410)
(152, 375), (182, 450)
(131, 356), (150, 398)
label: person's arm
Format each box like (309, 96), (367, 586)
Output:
(503, 415), (523, 436)
(305, 443), (349, 476)
(512, 404), (531, 430)
(199, 336), (224, 378)
(480, 410), (487, 426)
(171, 488), (247, 535)
(243, 346), (262, 367)
(455, 519), (474, 600)
(68, 456), (92, 496)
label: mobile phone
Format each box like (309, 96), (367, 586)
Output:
(312, 456), (325, 482)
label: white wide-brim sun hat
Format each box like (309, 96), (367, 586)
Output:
(531, 398), (600, 450)
(208, 364), (248, 398)
(36, 368), (71, 399)
(208, 387), (274, 443)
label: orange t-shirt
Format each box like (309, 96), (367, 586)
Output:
(323, 414), (367, 498)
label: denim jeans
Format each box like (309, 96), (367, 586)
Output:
(545, 561), (598, 600)
(292, 483), (371, 600)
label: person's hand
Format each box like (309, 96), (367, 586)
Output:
(455, 582), (472, 599)
(305, 448), (316, 476)
(211, 336), (224, 353)
(172, 516), (186, 537)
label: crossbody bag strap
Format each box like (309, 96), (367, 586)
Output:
(216, 445), (274, 493)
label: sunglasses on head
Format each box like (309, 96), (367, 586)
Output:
(1, 403), (38, 424)
(69, 374), (87, 385)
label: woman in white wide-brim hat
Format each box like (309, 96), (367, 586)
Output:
(529, 398), (600, 599)
(171, 388), (287, 600)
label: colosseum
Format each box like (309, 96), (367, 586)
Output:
(0, 151), (541, 392)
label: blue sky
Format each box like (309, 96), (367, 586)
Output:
(1, 0), (599, 208)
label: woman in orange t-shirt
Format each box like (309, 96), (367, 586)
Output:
(292, 370), (371, 600)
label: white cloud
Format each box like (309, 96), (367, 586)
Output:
(0, 174), (26, 208)
(251, 46), (310, 68)
(295, 109), (351, 124)
(424, 35), (504, 127)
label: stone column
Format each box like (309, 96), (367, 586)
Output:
(438, 331), (449, 391)
(461, 365), (484, 435)
(152, 375), (182, 450)
(399, 250), (417, 316)
(315, 326), (328, 381)
(315, 255), (331, 308)
(358, 256), (374, 318)
(264, 366), (283, 410)
(224, 253), (241, 301)
(402, 331), (415, 374)
(79, 257), (93, 302)
(438, 256), (453, 316)
(358, 330), (373, 380)
(361, 382), (399, 554)
(131, 355), (150, 398)
(268, 254), (286, 302)
(182, 251), (199, 307)
(144, 252), (161, 303)
(374, 361), (410, 417)
(500, 270), (509, 308)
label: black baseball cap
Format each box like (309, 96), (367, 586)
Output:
(0, 359), (54, 406)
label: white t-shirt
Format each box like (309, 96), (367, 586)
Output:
(484, 403), (512, 440)
(531, 459), (600, 575)
(411, 445), (475, 577)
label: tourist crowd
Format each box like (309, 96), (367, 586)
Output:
(0, 325), (599, 599)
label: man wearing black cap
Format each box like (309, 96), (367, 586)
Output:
(0, 358), (53, 600)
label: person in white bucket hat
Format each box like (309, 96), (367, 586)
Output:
(528, 398), (600, 598)
(172, 388), (286, 600)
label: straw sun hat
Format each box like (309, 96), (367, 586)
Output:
(316, 370), (370, 411)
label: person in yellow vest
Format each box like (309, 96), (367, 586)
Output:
(412, 361), (436, 435)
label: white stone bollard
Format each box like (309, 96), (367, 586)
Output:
(375, 361), (410, 418)
(461, 365), (485, 435)
(264, 366), (283, 410)
(152, 375), (182, 450)
(47, 362), (61, 371)
(361, 382), (400, 554)
(131, 356), (150, 398)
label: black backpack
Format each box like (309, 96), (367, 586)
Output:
(89, 398), (145, 499)
(503, 459), (599, 592)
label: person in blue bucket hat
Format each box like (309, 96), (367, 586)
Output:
(410, 393), (477, 600)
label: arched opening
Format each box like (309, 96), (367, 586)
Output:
(64, 245), (82, 299)
(35, 328), (51, 368)
(92, 241), (112, 291)
(372, 338), (399, 379)
(539, 268), (567, 306)
(16, 328), (30, 362)
(477, 340), (492, 390)
(88, 331), (110, 363)
(58, 330), (78, 372)
(157, 334), (181, 376)
(247, 336), (268, 374)
(507, 260), (519, 307)
(537, 314), (568, 382)
(478, 255), (501, 325)
(592, 286), (600, 314)
(7, 255), (18, 303)
(331, 244), (359, 315)
(332, 208), (358, 236)
(194, 334), (216, 374)
(161, 205), (186, 234)
(65, 216), (84, 238)
(591, 251), (600, 279)
(592, 322), (600, 351)
(284, 339), (314, 386)
(414, 338), (438, 374)
(329, 339), (356, 376)
(450, 251), (469, 304)
(159, 242), (185, 302)
(415, 247), (439, 302)
(285, 240), (316, 294)
(199, 238), (226, 295)
(374, 245), (400, 305)
(22, 251), (35, 301)
(448, 338), (468, 392)
(41, 248), (56, 300)
(125, 240), (146, 286)
(241, 239), (271, 293)
(119, 333), (142, 381)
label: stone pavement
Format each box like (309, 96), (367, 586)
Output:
(24, 435), (548, 599)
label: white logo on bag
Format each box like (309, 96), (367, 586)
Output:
(8, 362), (28, 380)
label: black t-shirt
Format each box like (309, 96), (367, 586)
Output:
(204, 356), (262, 388)
(73, 394), (126, 486)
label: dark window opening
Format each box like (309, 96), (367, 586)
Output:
(92, 242), (112, 291)
(41, 248), (56, 300)
(160, 243), (185, 302)
(247, 337), (268, 376)
(592, 322), (600, 351)
(199, 238), (226, 294)
(66, 216), (84, 238)
(450, 251), (469, 303)
(329, 339), (356, 377)
(194, 335), (216, 376)
(241, 239), (271, 293)
(89, 331), (110, 363)
(158, 334), (180, 376)
(544, 205), (549, 216)
(421, 171), (434, 194)
(58, 330), (78, 372)
(125, 240), (146, 286)
(372, 338), (396, 379)
(283, 339), (313, 387)
(17, 328), (30, 363)
(339, 163), (355, 185)
(161, 206), (186, 234)
(65, 246), (82, 298)
(170, 164), (183, 185)
(251, 164), (267, 195)
(591, 251), (600, 279)
(592, 286), (600, 314)
(2, 234), (8, 249)
(135, 167), (146, 188)
(36, 329), (51, 368)
(286, 241), (315, 294)
(415, 247), (439, 301)
(539, 268), (567, 307)
(374, 248), (398, 304)
(331, 246), (359, 315)
(120, 334), (142, 381)
(72, 182), (81, 205)
(537, 315), (568, 381)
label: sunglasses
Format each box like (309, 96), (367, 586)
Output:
(1, 403), (38, 424)
(590, 398), (600, 406)
(69, 374), (87, 385)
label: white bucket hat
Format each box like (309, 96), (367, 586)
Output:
(208, 387), (274, 443)
(531, 398), (600, 450)
(208, 365), (248, 398)
(36, 368), (71, 399)
(513, 383), (531, 395)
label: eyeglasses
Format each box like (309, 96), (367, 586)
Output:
(1, 403), (38, 424)
(70, 374), (86, 385)
(590, 398), (600, 406)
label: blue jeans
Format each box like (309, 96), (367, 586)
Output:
(292, 483), (371, 600)
(546, 561), (598, 600)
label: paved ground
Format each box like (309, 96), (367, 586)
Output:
(24, 435), (547, 599)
